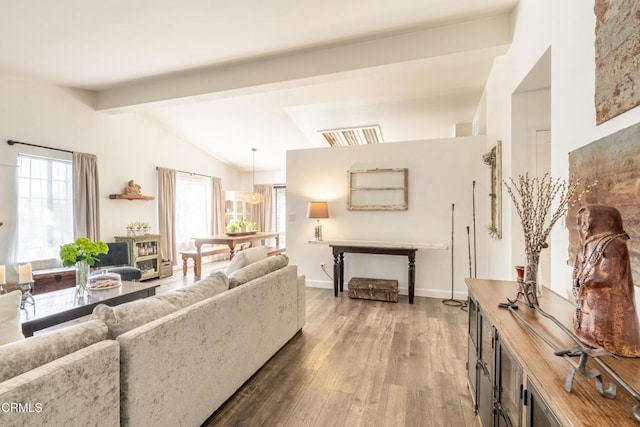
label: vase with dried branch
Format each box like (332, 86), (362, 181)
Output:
(504, 173), (595, 304)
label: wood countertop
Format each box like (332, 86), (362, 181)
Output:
(466, 278), (640, 426)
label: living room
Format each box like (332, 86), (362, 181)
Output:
(2, 0), (640, 426)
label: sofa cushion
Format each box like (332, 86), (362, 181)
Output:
(225, 252), (249, 275)
(225, 245), (268, 275)
(0, 290), (25, 346)
(228, 254), (289, 289)
(157, 271), (229, 309)
(243, 245), (268, 264)
(0, 319), (107, 382)
(92, 297), (178, 339)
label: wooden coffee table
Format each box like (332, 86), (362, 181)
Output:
(20, 281), (160, 337)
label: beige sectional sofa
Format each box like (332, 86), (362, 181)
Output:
(0, 255), (305, 427)
(0, 320), (120, 427)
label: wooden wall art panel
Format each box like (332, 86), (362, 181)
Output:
(568, 121), (640, 285)
(594, 0), (640, 124)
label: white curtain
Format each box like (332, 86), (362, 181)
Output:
(211, 177), (225, 236)
(72, 152), (100, 240)
(158, 168), (177, 264)
(252, 184), (273, 232)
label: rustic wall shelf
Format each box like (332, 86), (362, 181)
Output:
(109, 194), (154, 201)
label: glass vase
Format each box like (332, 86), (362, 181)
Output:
(76, 260), (91, 297)
(524, 252), (541, 300)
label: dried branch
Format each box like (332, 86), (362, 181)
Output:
(504, 173), (596, 255)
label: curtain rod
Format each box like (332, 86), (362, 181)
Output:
(7, 139), (73, 154)
(156, 166), (211, 178)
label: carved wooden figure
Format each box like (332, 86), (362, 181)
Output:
(572, 205), (640, 357)
(125, 180), (142, 195)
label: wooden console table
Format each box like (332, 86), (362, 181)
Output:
(309, 240), (447, 304)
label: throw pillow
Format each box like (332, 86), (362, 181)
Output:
(228, 254), (289, 289)
(92, 297), (177, 339)
(157, 271), (229, 309)
(225, 252), (249, 275)
(0, 290), (25, 346)
(242, 245), (269, 265)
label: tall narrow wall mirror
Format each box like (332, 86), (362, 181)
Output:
(483, 141), (502, 239)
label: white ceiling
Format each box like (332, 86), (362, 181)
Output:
(0, 0), (518, 171)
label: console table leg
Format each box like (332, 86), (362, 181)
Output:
(194, 244), (202, 278)
(333, 253), (339, 297)
(182, 256), (188, 276)
(339, 253), (345, 292)
(408, 252), (416, 304)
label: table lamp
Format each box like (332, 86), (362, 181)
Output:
(307, 201), (329, 241)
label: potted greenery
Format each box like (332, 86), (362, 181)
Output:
(60, 237), (109, 296)
(226, 220), (258, 233)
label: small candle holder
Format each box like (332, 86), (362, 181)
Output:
(18, 281), (35, 309)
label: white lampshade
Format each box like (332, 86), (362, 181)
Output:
(307, 201), (329, 219)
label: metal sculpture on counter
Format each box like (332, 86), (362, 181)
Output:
(572, 205), (640, 357)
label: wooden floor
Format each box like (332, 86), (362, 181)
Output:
(44, 262), (479, 426)
(192, 267), (479, 427)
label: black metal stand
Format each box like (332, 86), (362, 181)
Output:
(443, 203), (465, 308)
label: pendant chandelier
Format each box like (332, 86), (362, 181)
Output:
(246, 148), (263, 204)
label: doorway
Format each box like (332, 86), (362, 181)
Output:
(535, 129), (551, 286)
(510, 48), (552, 286)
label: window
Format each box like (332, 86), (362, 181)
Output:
(17, 154), (73, 263)
(273, 185), (286, 244)
(175, 173), (211, 252)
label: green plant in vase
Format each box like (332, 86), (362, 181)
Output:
(60, 237), (108, 296)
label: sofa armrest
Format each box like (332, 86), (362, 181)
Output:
(0, 340), (120, 427)
(0, 319), (108, 383)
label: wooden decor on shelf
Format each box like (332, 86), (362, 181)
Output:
(109, 179), (154, 200)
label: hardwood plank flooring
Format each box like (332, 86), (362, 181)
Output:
(203, 286), (479, 427)
(35, 262), (478, 426)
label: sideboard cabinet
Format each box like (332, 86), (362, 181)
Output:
(466, 278), (640, 427)
(114, 234), (161, 281)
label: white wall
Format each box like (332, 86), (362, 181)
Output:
(485, 0), (640, 303)
(286, 137), (488, 299)
(238, 170), (286, 191)
(0, 74), (240, 278)
(510, 89), (551, 269)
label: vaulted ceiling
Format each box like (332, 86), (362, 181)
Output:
(0, 0), (518, 171)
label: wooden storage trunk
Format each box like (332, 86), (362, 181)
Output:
(348, 277), (398, 303)
(33, 268), (76, 294)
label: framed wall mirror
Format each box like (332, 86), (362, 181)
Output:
(483, 141), (502, 239)
(347, 168), (408, 211)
